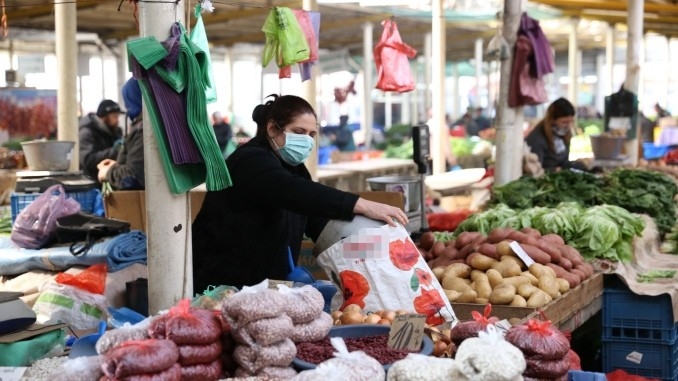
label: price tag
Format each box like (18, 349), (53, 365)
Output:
(268, 280), (294, 289)
(387, 314), (426, 351)
(0, 367), (27, 381)
(494, 319), (512, 336)
(509, 241), (535, 267)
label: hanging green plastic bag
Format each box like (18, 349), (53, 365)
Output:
(262, 7), (310, 68)
(190, 5), (217, 104)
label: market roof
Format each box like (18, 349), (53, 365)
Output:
(2, 0), (678, 61)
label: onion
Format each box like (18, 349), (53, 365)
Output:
(377, 319), (392, 326)
(433, 341), (448, 357)
(364, 314), (381, 324)
(343, 304), (363, 313)
(382, 310), (396, 322)
(374, 310), (385, 318)
(331, 311), (343, 321)
(340, 311), (365, 325)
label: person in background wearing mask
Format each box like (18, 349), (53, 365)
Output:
(96, 78), (145, 190)
(192, 94), (408, 291)
(525, 97), (577, 171)
(79, 99), (124, 181)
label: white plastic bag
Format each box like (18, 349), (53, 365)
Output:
(316, 224), (456, 326)
(387, 353), (459, 381)
(33, 282), (108, 330)
(52, 355), (104, 381)
(291, 337), (385, 381)
(455, 325), (526, 381)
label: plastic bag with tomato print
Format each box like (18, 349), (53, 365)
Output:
(316, 223), (456, 327)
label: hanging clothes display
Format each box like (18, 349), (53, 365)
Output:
(373, 18), (417, 93)
(261, 7), (310, 76)
(127, 22), (232, 194)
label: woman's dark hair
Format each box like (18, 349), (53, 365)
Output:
(252, 94), (317, 139)
(542, 97), (575, 153)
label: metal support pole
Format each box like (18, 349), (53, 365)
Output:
(362, 22), (374, 149)
(431, 0), (446, 175)
(568, 17), (579, 107)
(625, 0), (643, 165)
(605, 23), (615, 94)
(117, 41), (129, 106)
(55, 0), (79, 170)
(384, 92), (392, 129)
(302, 0), (319, 179)
(494, 0), (524, 185)
(139, 0), (192, 314)
(475, 38), (483, 107)
(223, 48), (234, 119)
(424, 33), (432, 114)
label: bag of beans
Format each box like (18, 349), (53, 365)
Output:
(96, 319), (151, 355)
(277, 285), (325, 324)
(294, 337), (385, 381)
(222, 280), (287, 328)
(290, 312), (333, 344)
(101, 339), (179, 378)
(455, 325), (526, 381)
(233, 339), (297, 374)
(386, 354), (459, 380)
(99, 363), (182, 381)
(235, 366), (298, 379)
(505, 318), (570, 360)
(178, 341), (223, 366)
(232, 315), (294, 347)
(162, 299), (222, 345)
(524, 356), (570, 379)
(450, 304), (499, 346)
(180, 359), (223, 381)
(52, 355), (103, 381)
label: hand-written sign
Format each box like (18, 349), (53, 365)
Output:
(387, 313), (426, 351)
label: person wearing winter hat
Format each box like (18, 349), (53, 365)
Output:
(79, 99), (124, 181)
(96, 78), (145, 190)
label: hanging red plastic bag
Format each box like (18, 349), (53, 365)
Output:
(292, 10), (318, 64)
(450, 304), (499, 346)
(11, 184), (81, 249)
(373, 18), (417, 93)
(55, 263), (108, 295)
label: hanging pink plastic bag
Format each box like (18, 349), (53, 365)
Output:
(373, 18), (417, 93)
(11, 184), (81, 249)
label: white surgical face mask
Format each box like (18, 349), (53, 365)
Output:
(552, 125), (568, 137)
(271, 131), (315, 166)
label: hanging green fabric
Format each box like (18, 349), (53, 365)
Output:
(127, 37), (168, 69)
(261, 7), (310, 68)
(190, 5), (217, 104)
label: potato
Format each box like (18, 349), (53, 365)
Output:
(474, 278), (492, 299)
(442, 263), (472, 279)
(528, 263), (548, 278)
(456, 289), (478, 303)
(556, 277), (571, 294)
(470, 270), (487, 282)
(496, 240), (514, 257)
(442, 276), (472, 292)
(486, 269), (503, 289)
(527, 290), (553, 308)
(500, 256), (524, 269)
(537, 275), (561, 299)
(475, 298), (489, 305)
(469, 253), (498, 271)
(500, 275), (531, 289)
(542, 265), (557, 278)
(492, 260), (522, 278)
(522, 271), (539, 286)
(510, 295), (527, 307)
(432, 267), (445, 281)
(489, 284), (516, 305)
(517, 283), (539, 299)
(444, 289), (461, 302)
(431, 241), (446, 258)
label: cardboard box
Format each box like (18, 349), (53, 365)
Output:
(104, 190), (206, 233)
(298, 240), (328, 281)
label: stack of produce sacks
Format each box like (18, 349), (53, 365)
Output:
(278, 285), (333, 344)
(100, 339), (181, 380)
(148, 300), (224, 381)
(222, 282), (298, 379)
(505, 317), (571, 380)
(291, 337), (385, 381)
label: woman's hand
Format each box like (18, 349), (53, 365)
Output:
(353, 198), (409, 227)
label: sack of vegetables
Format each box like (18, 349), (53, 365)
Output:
(316, 223), (457, 326)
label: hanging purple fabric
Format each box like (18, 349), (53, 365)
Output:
(299, 11), (321, 81)
(161, 23), (182, 72)
(518, 13), (554, 78)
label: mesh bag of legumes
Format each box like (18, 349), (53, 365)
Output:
(222, 280), (287, 328)
(289, 312), (333, 344)
(235, 366), (298, 379)
(277, 285), (325, 324)
(233, 339), (297, 374)
(232, 315), (294, 347)
(292, 337), (385, 381)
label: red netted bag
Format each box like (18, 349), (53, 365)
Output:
(157, 299), (222, 345)
(505, 317), (570, 360)
(450, 304), (499, 346)
(524, 356), (570, 379)
(99, 363), (181, 381)
(101, 339), (179, 378)
(180, 360), (223, 381)
(178, 341), (222, 366)
(607, 369), (662, 381)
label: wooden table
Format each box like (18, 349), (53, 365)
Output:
(319, 158), (417, 192)
(317, 168), (353, 192)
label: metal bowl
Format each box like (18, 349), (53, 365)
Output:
(367, 175), (421, 213)
(21, 140), (75, 171)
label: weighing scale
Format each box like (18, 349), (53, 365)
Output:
(410, 125), (431, 239)
(0, 291), (36, 335)
(14, 170), (97, 193)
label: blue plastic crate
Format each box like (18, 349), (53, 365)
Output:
(643, 142), (671, 160)
(11, 188), (102, 223)
(603, 285), (676, 344)
(568, 370), (606, 381)
(602, 339), (678, 380)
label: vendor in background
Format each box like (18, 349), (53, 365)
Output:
(96, 78), (144, 190)
(330, 115), (356, 152)
(525, 97), (582, 172)
(655, 103), (671, 118)
(474, 107), (492, 132)
(79, 99), (123, 181)
(192, 94), (408, 291)
(212, 112), (233, 153)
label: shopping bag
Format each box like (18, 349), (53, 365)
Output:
(373, 18), (417, 93)
(11, 184), (82, 249)
(261, 7), (310, 68)
(55, 263), (108, 295)
(190, 6), (217, 104)
(33, 282), (108, 330)
(316, 224), (457, 326)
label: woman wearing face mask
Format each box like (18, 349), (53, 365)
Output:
(525, 98), (576, 171)
(192, 95), (409, 291)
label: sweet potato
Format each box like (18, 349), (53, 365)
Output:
(570, 268), (587, 282)
(560, 245), (584, 266)
(457, 235), (486, 259)
(419, 232), (435, 251)
(541, 234), (565, 246)
(455, 232), (482, 250)
(521, 227), (542, 239)
(557, 257), (573, 271)
(546, 263), (580, 288)
(418, 248), (431, 261)
(519, 244), (551, 265)
(432, 242), (446, 258)
(506, 230), (529, 243)
(477, 243), (500, 260)
(535, 240), (563, 263)
(487, 228), (513, 244)
(575, 263), (594, 278)
(442, 246), (463, 260)
(445, 239), (456, 247)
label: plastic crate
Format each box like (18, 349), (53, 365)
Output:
(568, 370), (606, 381)
(643, 142), (671, 160)
(11, 188), (102, 223)
(603, 284), (676, 344)
(602, 339), (678, 380)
